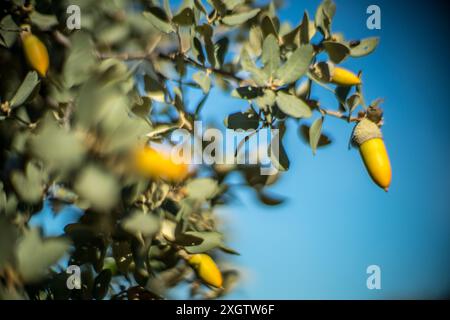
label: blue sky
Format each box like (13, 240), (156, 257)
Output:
(198, 0), (450, 299)
(31, 0), (450, 299)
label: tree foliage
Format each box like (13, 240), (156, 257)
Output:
(0, 0), (381, 300)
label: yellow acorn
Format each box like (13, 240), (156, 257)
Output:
(331, 67), (361, 86)
(133, 146), (189, 182)
(188, 254), (223, 288)
(353, 118), (392, 191)
(20, 25), (49, 77)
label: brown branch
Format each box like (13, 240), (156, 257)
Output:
(320, 108), (360, 122)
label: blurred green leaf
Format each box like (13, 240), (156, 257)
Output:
(223, 0), (244, 10)
(29, 115), (86, 172)
(132, 96), (152, 119)
(63, 32), (96, 87)
(10, 72), (40, 108)
(0, 15), (18, 48)
(30, 11), (59, 29)
(122, 210), (161, 237)
(10, 162), (45, 204)
(0, 218), (17, 268)
(256, 190), (285, 206)
(186, 178), (219, 201)
(16, 228), (70, 283)
(74, 165), (119, 211)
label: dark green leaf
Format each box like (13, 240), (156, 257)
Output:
(323, 41), (350, 63)
(231, 86), (263, 99)
(10, 72), (40, 108)
(215, 37), (229, 67)
(269, 132), (290, 171)
(335, 85), (351, 111)
(299, 124), (332, 148)
(93, 269), (112, 300)
(224, 111), (259, 130)
(256, 190), (285, 206)
(261, 15), (277, 39)
(173, 7), (195, 26)
(30, 11), (58, 29)
(346, 93), (361, 113)
(192, 36), (205, 64)
(0, 15), (19, 47)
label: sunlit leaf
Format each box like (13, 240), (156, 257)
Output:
(275, 44), (313, 85)
(222, 8), (260, 26)
(143, 7), (175, 33)
(349, 37), (379, 57)
(275, 91), (312, 118)
(309, 117), (324, 155)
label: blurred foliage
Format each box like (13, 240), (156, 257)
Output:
(0, 0), (380, 300)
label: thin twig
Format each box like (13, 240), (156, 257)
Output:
(321, 108), (360, 122)
(97, 51), (243, 82)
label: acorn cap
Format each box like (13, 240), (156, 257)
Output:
(352, 118), (382, 146)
